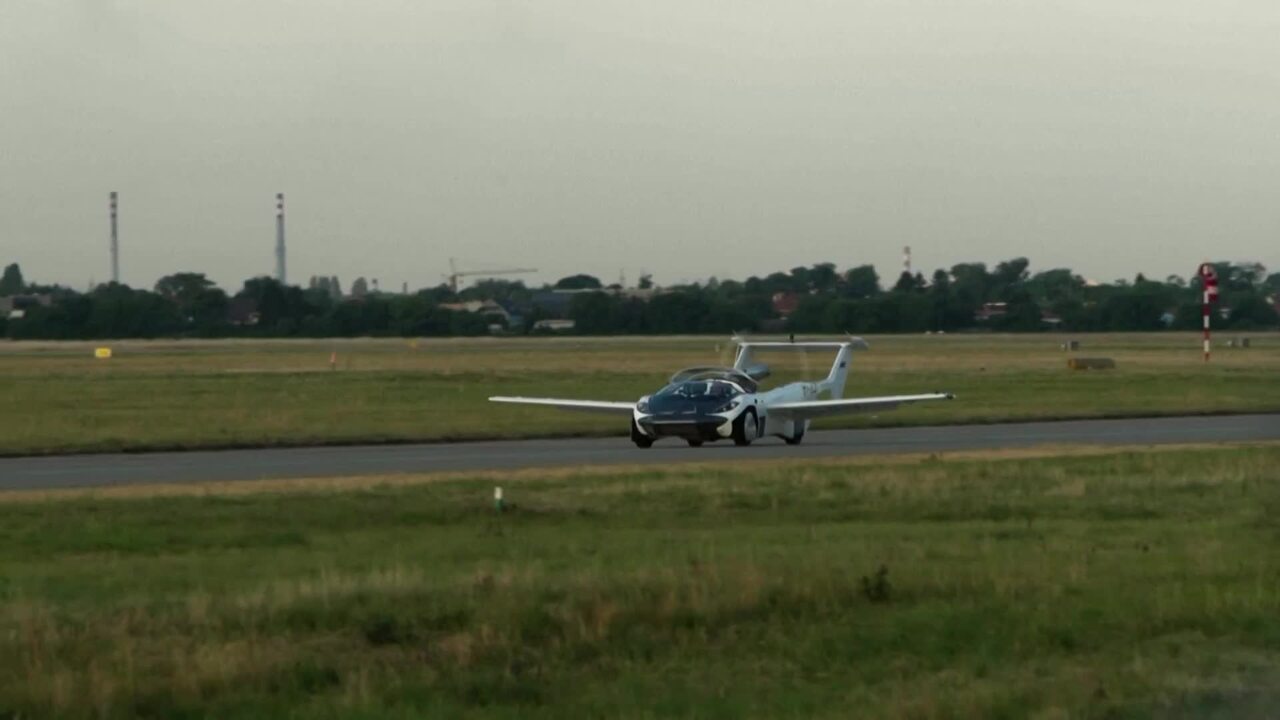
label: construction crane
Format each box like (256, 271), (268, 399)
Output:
(445, 258), (537, 293)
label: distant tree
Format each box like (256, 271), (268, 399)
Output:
(417, 283), (456, 305)
(155, 272), (215, 320)
(949, 263), (990, 303)
(0, 263), (24, 295)
(190, 287), (230, 334)
(762, 272), (794, 293)
(808, 263), (839, 292)
(350, 277), (369, 299)
(555, 274), (602, 290)
(1264, 272), (1280, 294)
(460, 279), (531, 306)
(1226, 292), (1280, 328)
(638, 273), (654, 290)
(994, 257), (1031, 286)
(995, 288), (1044, 331)
(84, 283), (183, 337)
(842, 265), (880, 298)
(892, 271), (925, 293)
(1231, 262), (1267, 290)
(874, 292), (932, 332)
(235, 277), (312, 332)
(992, 257), (1031, 300)
(1027, 269), (1085, 304)
(568, 292), (621, 333)
(646, 291), (712, 333)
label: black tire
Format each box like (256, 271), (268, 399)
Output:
(686, 439), (704, 448)
(783, 430), (805, 446)
(732, 408), (758, 447)
(631, 420), (654, 448)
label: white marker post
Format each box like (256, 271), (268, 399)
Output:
(494, 486), (504, 513)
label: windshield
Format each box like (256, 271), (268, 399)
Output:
(655, 380), (742, 401)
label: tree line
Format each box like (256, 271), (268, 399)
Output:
(1, 259), (1276, 340)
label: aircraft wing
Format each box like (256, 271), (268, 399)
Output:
(768, 393), (953, 420)
(489, 396), (636, 414)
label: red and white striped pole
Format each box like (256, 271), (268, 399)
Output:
(1198, 263), (1219, 362)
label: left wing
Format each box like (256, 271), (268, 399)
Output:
(768, 393), (953, 420)
(489, 396), (636, 414)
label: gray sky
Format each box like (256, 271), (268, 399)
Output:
(3, 0), (1278, 292)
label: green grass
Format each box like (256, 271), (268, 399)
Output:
(2, 445), (1278, 717)
(1, 333), (1277, 454)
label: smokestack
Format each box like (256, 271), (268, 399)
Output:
(275, 193), (286, 284)
(109, 192), (119, 284)
(903, 245), (912, 275)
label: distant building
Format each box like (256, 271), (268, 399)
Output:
(771, 292), (800, 318)
(974, 302), (1008, 322)
(531, 319), (575, 333)
(439, 300), (512, 326)
(0, 294), (52, 320)
(1040, 311), (1063, 328)
(530, 291), (574, 319)
(228, 297), (260, 326)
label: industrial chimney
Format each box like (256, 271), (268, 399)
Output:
(275, 193), (286, 284)
(109, 192), (119, 284)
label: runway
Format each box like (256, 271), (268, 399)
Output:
(1, 414), (1276, 492)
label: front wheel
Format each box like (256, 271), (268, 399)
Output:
(732, 408), (758, 447)
(686, 439), (704, 448)
(631, 420), (654, 448)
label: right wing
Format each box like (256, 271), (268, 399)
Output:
(489, 396), (636, 414)
(768, 393), (953, 420)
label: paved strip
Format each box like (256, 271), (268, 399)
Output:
(1, 414), (1276, 492)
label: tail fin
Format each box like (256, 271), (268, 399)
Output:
(820, 344), (855, 398)
(823, 337), (870, 398)
(733, 338), (868, 399)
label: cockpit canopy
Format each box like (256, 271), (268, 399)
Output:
(655, 378), (744, 402)
(667, 367), (758, 394)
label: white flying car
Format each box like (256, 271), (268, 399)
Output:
(491, 339), (952, 448)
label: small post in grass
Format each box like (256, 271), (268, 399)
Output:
(1198, 262), (1218, 362)
(494, 486), (504, 513)
(329, 351), (337, 371)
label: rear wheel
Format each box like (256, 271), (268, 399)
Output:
(732, 408), (758, 447)
(631, 420), (654, 448)
(783, 430), (805, 446)
(686, 439), (704, 448)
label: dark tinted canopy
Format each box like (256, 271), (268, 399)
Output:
(666, 367), (757, 394)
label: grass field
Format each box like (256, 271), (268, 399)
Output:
(1, 444), (1277, 717)
(1, 333), (1277, 455)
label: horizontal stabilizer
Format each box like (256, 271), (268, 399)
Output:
(489, 396), (636, 414)
(769, 393), (953, 420)
(737, 339), (869, 351)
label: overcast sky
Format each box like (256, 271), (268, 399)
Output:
(2, 1), (1277, 292)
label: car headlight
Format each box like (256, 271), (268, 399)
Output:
(714, 399), (741, 413)
(637, 397), (650, 413)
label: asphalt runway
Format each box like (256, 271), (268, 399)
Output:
(2, 414), (1277, 492)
